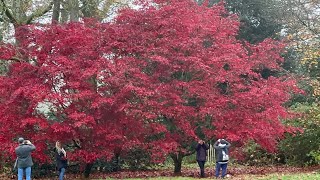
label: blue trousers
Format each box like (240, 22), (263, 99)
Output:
(59, 168), (66, 180)
(215, 162), (228, 178)
(18, 167), (31, 180)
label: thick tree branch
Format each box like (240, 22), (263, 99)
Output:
(25, 1), (54, 24)
(52, 0), (61, 23)
(1, 0), (18, 24)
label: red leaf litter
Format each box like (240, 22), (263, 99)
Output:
(3, 165), (319, 179)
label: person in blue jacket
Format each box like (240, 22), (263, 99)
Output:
(195, 139), (209, 178)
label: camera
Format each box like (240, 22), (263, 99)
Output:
(23, 140), (31, 145)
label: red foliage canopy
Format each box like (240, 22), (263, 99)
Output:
(0, 0), (300, 164)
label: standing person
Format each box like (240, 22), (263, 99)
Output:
(214, 139), (231, 178)
(55, 141), (67, 180)
(195, 139), (209, 178)
(15, 137), (36, 180)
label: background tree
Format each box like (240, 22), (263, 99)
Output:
(0, 0), (53, 42)
(279, 103), (320, 166)
(196, 0), (284, 44)
(282, 0), (320, 79)
(51, 0), (130, 23)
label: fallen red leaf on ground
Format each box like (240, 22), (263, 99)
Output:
(3, 165), (319, 179)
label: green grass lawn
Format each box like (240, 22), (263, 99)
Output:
(95, 172), (320, 180)
(256, 173), (320, 180)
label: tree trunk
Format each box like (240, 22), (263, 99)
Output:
(69, 0), (79, 22)
(52, 0), (61, 23)
(60, 8), (68, 23)
(170, 153), (184, 175)
(14, 25), (29, 51)
(12, 0), (27, 22)
(83, 162), (94, 179)
(80, 0), (99, 19)
(112, 146), (122, 172)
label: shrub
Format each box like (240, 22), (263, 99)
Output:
(93, 157), (122, 173)
(121, 147), (152, 170)
(241, 140), (282, 166)
(278, 103), (320, 166)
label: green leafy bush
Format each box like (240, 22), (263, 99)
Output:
(122, 147), (153, 170)
(278, 103), (320, 166)
(307, 150), (320, 165)
(93, 157), (122, 173)
(241, 140), (282, 166)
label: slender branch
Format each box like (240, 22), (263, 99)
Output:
(73, 139), (81, 148)
(184, 150), (196, 156)
(299, 1), (319, 35)
(294, 12), (319, 35)
(9, 57), (24, 62)
(169, 149), (195, 158)
(287, 0), (319, 35)
(79, 0), (87, 10)
(52, 83), (68, 110)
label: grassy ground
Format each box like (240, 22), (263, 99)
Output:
(95, 172), (320, 180)
(3, 170), (319, 180)
(255, 173), (320, 180)
(2, 162), (319, 179)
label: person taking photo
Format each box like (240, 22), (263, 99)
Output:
(195, 139), (209, 178)
(55, 141), (68, 180)
(15, 137), (36, 180)
(214, 138), (231, 178)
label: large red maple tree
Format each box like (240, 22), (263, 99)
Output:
(0, 0), (300, 175)
(107, 0), (301, 172)
(0, 22), (154, 175)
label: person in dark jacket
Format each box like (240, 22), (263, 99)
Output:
(55, 141), (67, 180)
(15, 137), (36, 180)
(214, 139), (231, 178)
(195, 139), (209, 178)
